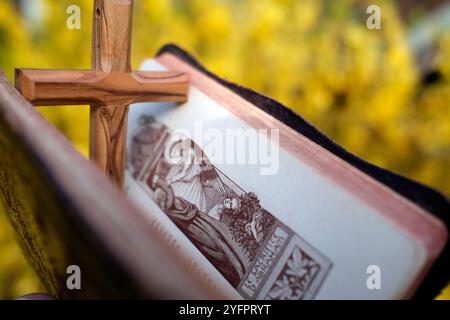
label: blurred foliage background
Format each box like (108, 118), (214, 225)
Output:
(0, 0), (449, 299)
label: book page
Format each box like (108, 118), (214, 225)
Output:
(124, 58), (446, 299)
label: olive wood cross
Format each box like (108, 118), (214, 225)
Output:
(15, 0), (188, 189)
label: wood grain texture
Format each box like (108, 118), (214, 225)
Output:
(90, 0), (135, 188)
(15, 69), (188, 106)
(0, 71), (221, 299)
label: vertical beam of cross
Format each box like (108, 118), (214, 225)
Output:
(90, 0), (134, 188)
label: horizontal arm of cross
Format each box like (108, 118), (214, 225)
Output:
(15, 69), (189, 106)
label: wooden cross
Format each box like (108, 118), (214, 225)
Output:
(15, 0), (188, 189)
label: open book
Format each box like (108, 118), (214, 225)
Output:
(0, 45), (448, 299)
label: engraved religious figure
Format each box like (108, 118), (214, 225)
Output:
(129, 115), (332, 299)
